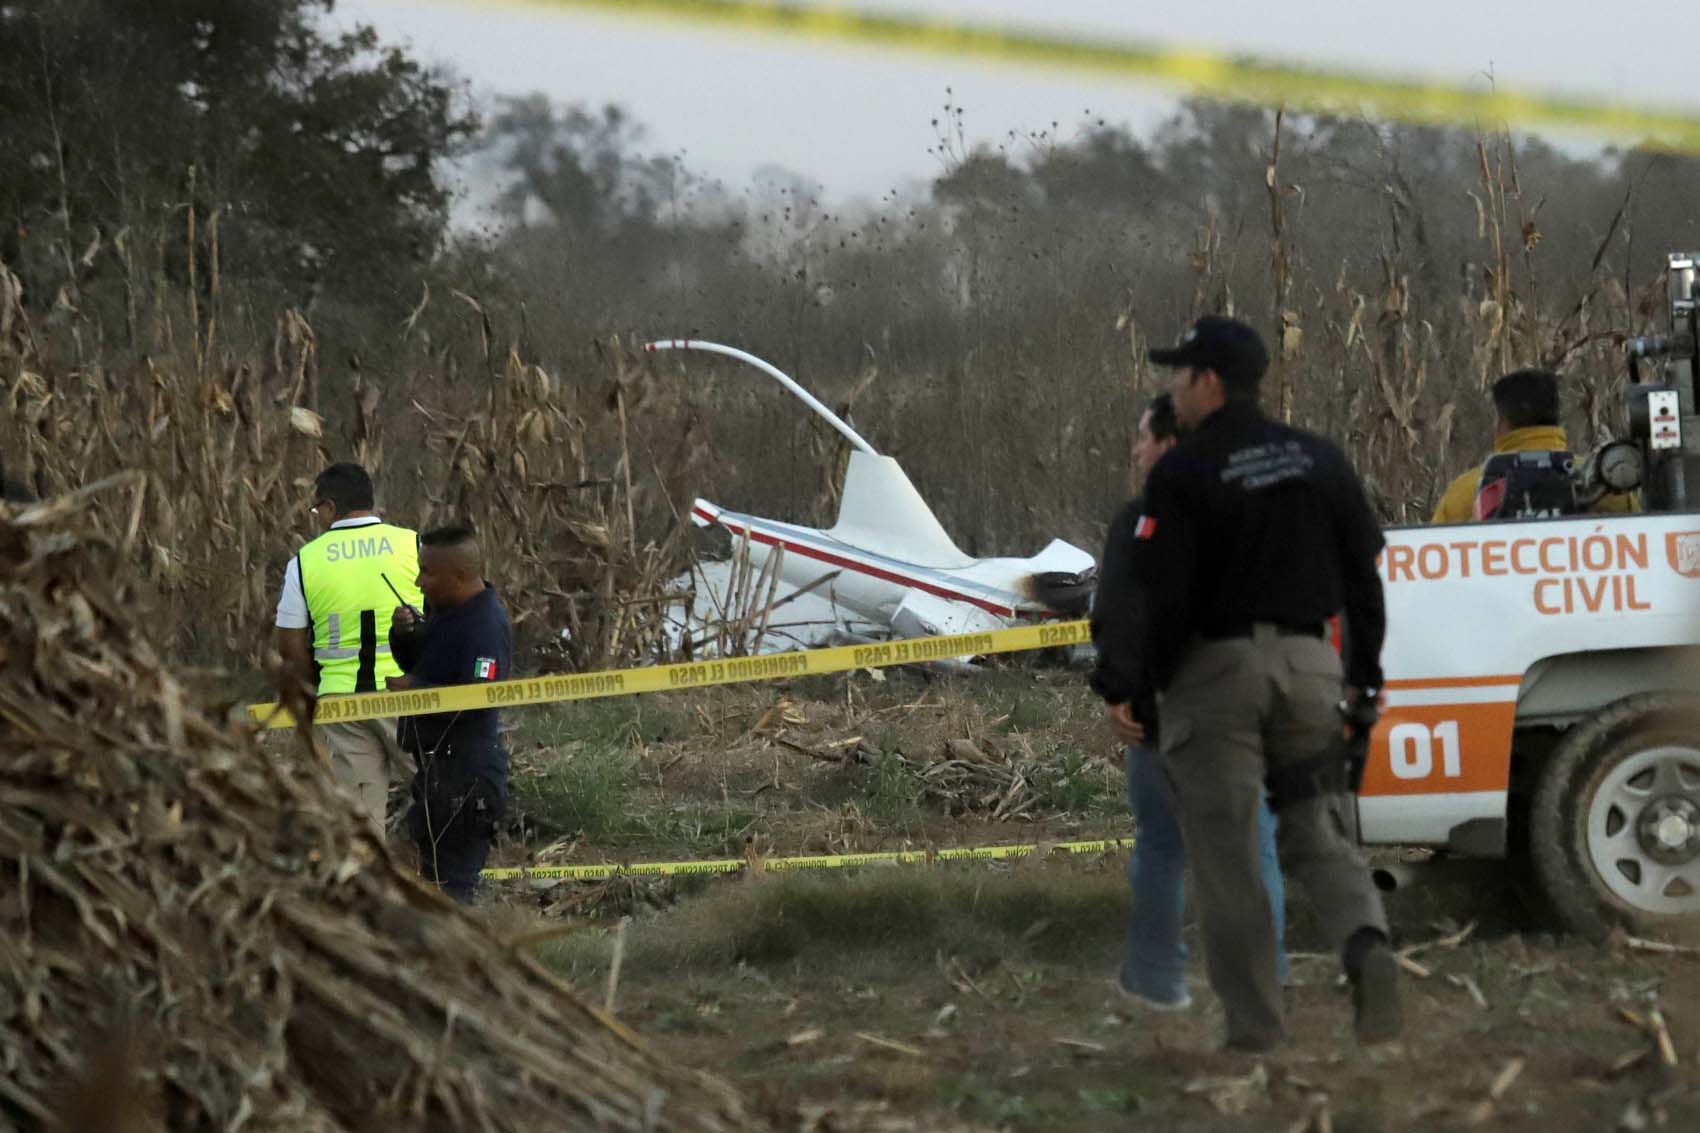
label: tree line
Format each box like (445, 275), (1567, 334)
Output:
(6, 0), (1698, 568)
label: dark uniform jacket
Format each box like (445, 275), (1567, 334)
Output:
(1133, 401), (1386, 692)
(389, 583), (513, 764)
(1089, 497), (1161, 738)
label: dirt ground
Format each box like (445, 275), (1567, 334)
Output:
(539, 874), (1700, 1132)
(467, 665), (1700, 1131)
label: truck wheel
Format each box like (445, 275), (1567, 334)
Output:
(1530, 693), (1700, 939)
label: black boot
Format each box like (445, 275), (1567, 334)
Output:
(1344, 928), (1402, 1044)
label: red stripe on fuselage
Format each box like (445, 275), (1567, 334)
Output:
(694, 507), (1017, 617)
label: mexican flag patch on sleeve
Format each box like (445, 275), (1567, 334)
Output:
(474, 657), (498, 681)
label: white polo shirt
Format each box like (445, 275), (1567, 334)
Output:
(274, 515), (387, 630)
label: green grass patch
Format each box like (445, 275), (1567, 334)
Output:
(537, 861), (1128, 979)
(1030, 746), (1120, 814)
(510, 741), (638, 841)
(619, 805), (764, 856)
(508, 697), (706, 842)
(860, 749), (925, 820)
(998, 690), (1054, 735)
(518, 697), (691, 751)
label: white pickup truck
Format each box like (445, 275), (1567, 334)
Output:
(1365, 252), (1700, 938)
(1369, 513), (1700, 937)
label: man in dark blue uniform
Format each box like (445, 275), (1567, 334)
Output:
(1091, 392), (1290, 1010)
(1136, 316), (1400, 1052)
(387, 525), (513, 902)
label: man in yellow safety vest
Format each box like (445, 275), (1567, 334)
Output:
(273, 462), (423, 823)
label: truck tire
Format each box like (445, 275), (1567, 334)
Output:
(1529, 693), (1700, 940)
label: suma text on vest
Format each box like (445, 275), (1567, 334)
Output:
(324, 534), (397, 562)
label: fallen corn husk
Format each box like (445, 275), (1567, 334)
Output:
(0, 497), (756, 1131)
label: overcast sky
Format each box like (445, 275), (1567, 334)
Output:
(336, 0), (1700, 216)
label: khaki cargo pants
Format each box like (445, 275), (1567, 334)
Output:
(1159, 626), (1388, 1047)
(323, 718), (403, 825)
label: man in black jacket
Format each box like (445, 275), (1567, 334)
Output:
(387, 525), (513, 902)
(1137, 316), (1399, 1052)
(1091, 393), (1288, 1011)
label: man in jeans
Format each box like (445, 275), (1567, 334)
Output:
(1091, 393), (1288, 1010)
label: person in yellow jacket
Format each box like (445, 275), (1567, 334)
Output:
(1431, 369), (1639, 524)
(274, 463), (424, 823)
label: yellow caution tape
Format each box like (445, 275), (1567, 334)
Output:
(481, 836), (1132, 881)
(488, 0), (1700, 151)
(248, 618), (1091, 729)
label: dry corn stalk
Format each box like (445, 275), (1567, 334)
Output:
(0, 496), (756, 1131)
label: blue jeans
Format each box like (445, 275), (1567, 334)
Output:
(1121, 743), (1289, 1003)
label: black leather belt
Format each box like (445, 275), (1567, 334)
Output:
(1203, 621), (1327, 642)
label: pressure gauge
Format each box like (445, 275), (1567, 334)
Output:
(1597, 440), (1646, 493)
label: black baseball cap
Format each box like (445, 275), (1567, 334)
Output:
(1147, 316), (1269, 388)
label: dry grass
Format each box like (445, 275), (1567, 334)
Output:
(538, 862), (1129, 979)
(0, 490), (754, 1131)
(0, 117), (1673, 680)
(0, 249), (696, 679)
(488, 666), (1122, 868)
(508, 850), (1700, 1133)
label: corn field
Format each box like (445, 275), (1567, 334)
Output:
(0, 253), (694, 680)
(1, 113), (1685, 681)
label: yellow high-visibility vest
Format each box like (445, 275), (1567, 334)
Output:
(297, 522), (422, 695)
